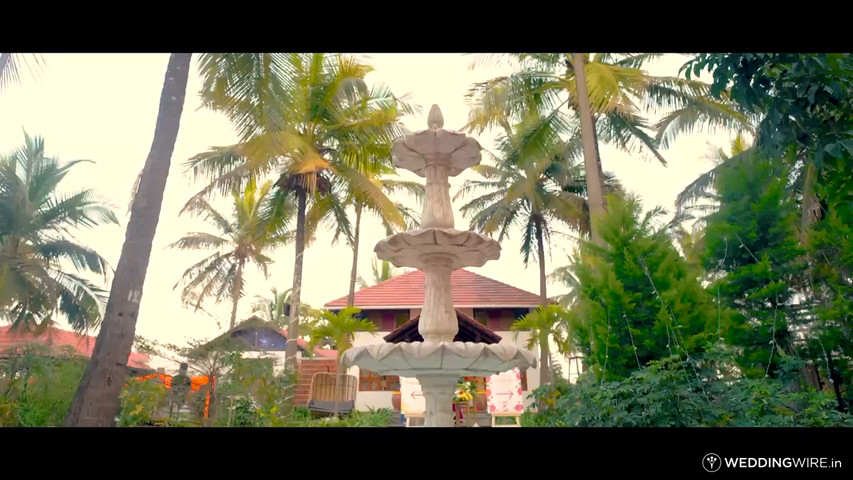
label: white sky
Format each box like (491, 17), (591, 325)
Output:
(0, 53), (732, 352)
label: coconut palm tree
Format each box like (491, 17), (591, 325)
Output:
(511, 304), (569, 387)
(0, 133), (118, 334)
(457, 115), (617, 286)
(65, 53), (192, 426)
(307, 169), (423, 306)
(0, 54), (44, 91)
(170, 178), (293, 330)
(466, 53), (749, 245)
(188, 54), (415, 370)
(356, 256), (406, 289)
(306, 306), (376, 418)
(456, 117), (605, 388)
(250, 287), (323, 341)
(251, 287), (292, 328)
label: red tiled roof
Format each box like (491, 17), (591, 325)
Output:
(0, 325), (151, 369)
(325, 269), (543, 309)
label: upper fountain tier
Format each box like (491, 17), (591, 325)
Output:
(391, 105), (482, 178)
(376, 105), (500, 270)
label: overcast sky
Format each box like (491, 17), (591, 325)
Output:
(0, 53), (732, 352)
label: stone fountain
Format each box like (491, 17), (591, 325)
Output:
(342, 105), (537, 427)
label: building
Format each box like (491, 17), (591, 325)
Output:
(0, 325), (152, 373)
(323, 268), (546, 411)
(188, 316), (339, 408)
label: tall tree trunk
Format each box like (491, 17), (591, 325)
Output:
(535, 217), (550, 388)
(800, 162), (821, 243)
(799, 162), (824, 390)
(572, 53), (607, 247)
(229, 261), (244, 330)
(64, 53), (191, 426)
(826, 353), (848, 413)
(285, 188), (307, 371)
(347, 203), (363, 307)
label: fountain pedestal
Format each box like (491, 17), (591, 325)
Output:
(342, 105), (537, 427)
(418, 375), (458, 427)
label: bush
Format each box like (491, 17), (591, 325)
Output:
(117, 377), (168, 426)
(0, 345), (87, 426)
(213, 358), (299, 427)
(525, 346), (853, 427)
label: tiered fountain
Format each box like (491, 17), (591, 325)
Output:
(342, 105), (537, 427)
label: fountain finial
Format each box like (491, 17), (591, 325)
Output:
(427, 105), (444, 129)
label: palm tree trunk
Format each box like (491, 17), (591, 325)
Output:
(285, 187), (307, 371)
(572, 53), (607, 247)
(230, 261), (244, 330)
(64, 53), (191, 427)
(591, 115), (607, 193)
(347, 203), (363, 307)
(535, 217), (550, 388)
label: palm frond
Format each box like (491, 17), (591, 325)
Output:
(0, 54), (45, 90)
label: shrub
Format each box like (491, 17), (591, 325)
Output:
(525, 346), (853, 427)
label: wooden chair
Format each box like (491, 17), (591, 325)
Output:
(307, 372), (358, 417)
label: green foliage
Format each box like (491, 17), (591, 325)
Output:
(466, 54), (748, 166)
(228, 395), (260, 426)
(188, 53), (416, 216)
(307, 307), (376, 354)
(702, 154), (804, 378)
(0, 133), (118, 333)
(525, 345), (853, 427)
(512, 305), (570, 380)
(214, 357), (299, 427)
(303, 407), (395, 427)
(333, 407), (394, 427)
(685, 53), (853, 226)
(117, 377), (168, 427)
(0, 344), (87, 426)
(802, 209), (853, 409)
(569, 195), (719, 380)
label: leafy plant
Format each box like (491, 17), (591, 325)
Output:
(117, 377), (168, 427)
(0, 344), (87, 426)
(685, 54), (853, 226)
(525, 345), (853, 427)
(569, 195), (719, 380)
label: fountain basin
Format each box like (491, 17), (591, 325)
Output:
(341, 341), (537, 377)
(375, 228), (500, 271)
